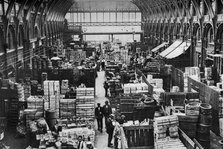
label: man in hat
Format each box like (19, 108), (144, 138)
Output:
(77, 135), (86, 149)
(95, 103), (103, 132)
(103, 101), (112, 126)
(106, 114), (114, 147)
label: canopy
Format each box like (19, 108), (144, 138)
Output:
(51, 57), (61, 60)
(151, 42), (168, 52)
(165, 41), (191, 59)
(159, 40), (182, 57)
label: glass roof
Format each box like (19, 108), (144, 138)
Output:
(70, 0), (139, 11)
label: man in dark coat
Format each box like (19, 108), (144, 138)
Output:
(106, 114), (114, 147)
(103, 81), (109, 97)
(103, 101), (112, 126)
(95, 103), (103, 132)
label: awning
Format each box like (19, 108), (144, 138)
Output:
(160, 40), (182, 57)
(151, 42), (168, 52)
(165, 41), (191, 59)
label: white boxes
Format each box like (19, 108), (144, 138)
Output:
(44, 80), (60, 96)
(123, 83), (149, 94)
(76, 88), (95, 120)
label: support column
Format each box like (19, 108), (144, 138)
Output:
(191, 36), (196, 66)
(201, 37), (207, 69)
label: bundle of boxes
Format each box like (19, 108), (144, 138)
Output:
(60, 98), (76, 119)
(147, 75), (163, 89)
(154, 115), (179, 140)
(43, 80), (60, 118)
(123, 83), (148, 94)
(15, 83), (25, 102)
(25, 96), (45, 127)
(23, 83), (31, 100)
(76, 88), (95, 121)
(61, 80), (69, 94)
(154, 115), (186, 149)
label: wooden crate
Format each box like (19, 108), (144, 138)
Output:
(123, 125), (154, 149)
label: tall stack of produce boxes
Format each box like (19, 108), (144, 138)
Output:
(60, 98), (76, 119)
(25, 96), (44, 127)
(154, 115), (187, 149)
(43, 80), (60, 118)
(76, 88), (95, 123)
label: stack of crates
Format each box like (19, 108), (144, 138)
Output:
(61, 80), (69, 94)
(24, 77), (31, 100)
(24, 84), (31, 100)
(60, 98), (76, 119)
(123, 83), (148, 94)
(154, 115), (182, 149)
(43, 80), (60, 118)
(15, 83), (25, 102)
(76, 88), (95, 121)
(26, 96), (44, 125)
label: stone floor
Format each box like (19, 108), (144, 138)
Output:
(94, 71), (113, 149)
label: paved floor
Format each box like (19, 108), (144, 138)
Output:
(94, 71), (113, 149)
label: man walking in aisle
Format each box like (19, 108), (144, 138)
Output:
(95, 103), (103, 132)
(106, 114), (114, 147)
(103, 80), (109, 97)
(103, 101), (112, 126)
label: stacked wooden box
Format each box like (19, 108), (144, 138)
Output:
(123, 83), (148, 94)
(154, 115), (179, 142)
(61, 80), (69, 94)
(23, 84), (31, 100)
(43, 80), (60, 118)
(43, 80), (60, 96)
(155, 137), (187, 149)
(15, 83), (25, 101)
(60, 98), (76, 119)
(26, 96), (44, 127)
(76, 88), (95, 121)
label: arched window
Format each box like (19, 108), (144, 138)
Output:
(34, 26), (39, 38)
(7, 26), (15, 50)
(207, 27), (214, 44)
(18, 26), (24, 47)
(196, 27), (201, 42)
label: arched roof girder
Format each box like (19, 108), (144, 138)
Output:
(191, 0), (202, 18)
(203, 0), (214, 18)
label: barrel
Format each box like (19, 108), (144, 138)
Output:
(178, 115), (199, 138)
(196, 124), (211, 149)
(45, 110), (57, 130)
(199, 114), (212, 125)
(200, 103), (212, 115)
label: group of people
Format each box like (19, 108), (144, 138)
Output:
(94, 101), (112, 133)
(95, 101), (127, 148)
